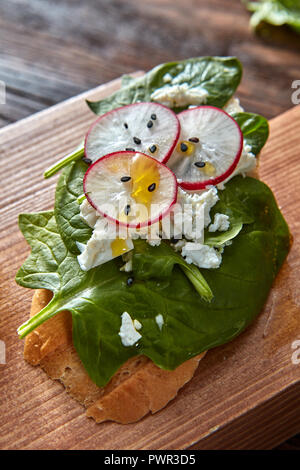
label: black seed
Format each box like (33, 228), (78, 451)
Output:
(151, 113), (157, 120)
(148, 183), (156, 192)
(194, 161), (206, 168)
(124, 122), (128, 129)
(82, 157), (92, 165)
(124, 204), (131, 215)
(189, 137), (199, 143)
(149, 145), (157, 154)
(127, 277), (134, 287)
(133, 136), (141, 145)
(147, 120), (153, 128)
(180, 142), (188, 152)
(171, 237), (180, 244)
(125, 147), (135, 152)
(120, 176), (131, 182)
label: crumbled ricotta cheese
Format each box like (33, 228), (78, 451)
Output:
(223, 97), (244, 114)
(119, 312), (142, 347)
(170, 239), (186, 252)
(182, 243), (222, 269)
(133, 319), (142, 330)
(220, 97), (257, 186)
(162, 72), (172, 83)
(155, 314), (164, 330)
(177, 186), (219, 230)
(218, 144), (256, 190)
(80, 198), (100, 228)
(80, 200), (162, 271)
(234, 144), (256, 176)
(209, 213), (230, 232)
(120, 252), (133, 273)
(151, 83), (208, 108)
(77, 217), (134, 271)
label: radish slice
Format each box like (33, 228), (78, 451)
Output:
(167, 106), (243, 190)
(85, 102), (180, 164)
(83, 151), (178, 229)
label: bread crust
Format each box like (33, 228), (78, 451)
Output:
(24, 289), (206, 423)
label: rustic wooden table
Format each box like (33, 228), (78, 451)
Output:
(0, 0), (300, 129)
(0, 0), (299, 450)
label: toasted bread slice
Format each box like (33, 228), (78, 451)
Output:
(24, 289), (206, 424)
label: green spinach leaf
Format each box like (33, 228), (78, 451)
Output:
(245, 0), (300, 33)
(87, 57), (242, 115)
(204, 221), (244, 247)
(232, 112), (269, 155)
(132, 239), (213, 301)
(54, 160), (92, 254)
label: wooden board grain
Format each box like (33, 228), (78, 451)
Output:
(0, 77), (299, 450)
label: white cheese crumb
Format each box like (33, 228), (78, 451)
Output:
(163, 72), (172, 83)
(223, 97), (244, 114)
(77, 218), (134, 271)
(151, 83), (208, 108)
(133, 319), (142, 330)
(76, 241), (86, 253)
(80, 198), (100, 228)
(221, 97), (257, 185)
(178, 186), (219, 229)
(120, 258), (133, 273)
(209, 213), (230, 232)
(182, 243), (222, 269)
(119, 312), (142, 347)
(155, 314), (164, 330)
(147, 238), (161, 247)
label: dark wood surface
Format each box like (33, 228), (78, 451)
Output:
(0, 0), (299, 449)
(0, 0), (300, 129)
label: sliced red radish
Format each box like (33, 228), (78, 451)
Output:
(84, 102), (180, 165)
(83, 151), (178, 229)
(167, 106), (243, 190)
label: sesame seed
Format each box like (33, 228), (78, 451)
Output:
(125, 148), (135, 152)
(189, 137), (199, 143)
(147, 120), (153, 128)
(151, 114), (157, 120)
(127, 277), (134, 287)
(120, 176), (131, 182)
(133, 137), (141, 145)
(148, 183), (156, 192)
(82, 157), (92, 165)
(149, 145), (157, 153)
(194, 161), (206, 168)
(180, 142), (188, 152)
(124, 204), (131, 215)
(124, 123), (128, 129)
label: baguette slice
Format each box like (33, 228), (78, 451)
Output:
(24, 289), (206, 424)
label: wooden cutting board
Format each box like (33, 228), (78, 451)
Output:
(0, 75), (299, 450)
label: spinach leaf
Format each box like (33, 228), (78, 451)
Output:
(204, 176), (255, 245)
(232, 112), (269, 155)
(132, 239), (213, 301)
(245, 0), (300, 33)
(204, 221), (244, 247)
(54, 160), (92, 254)
(87, 57), (242, 115)
(121, 74), (137, 87)
(16, 176), (290, 387)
